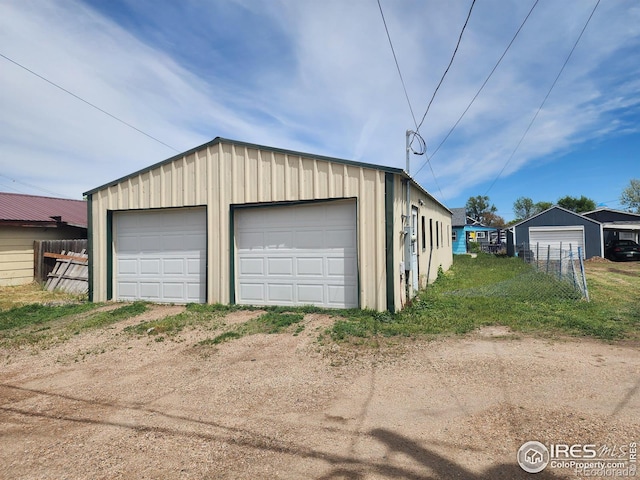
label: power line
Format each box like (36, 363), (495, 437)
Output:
(0, 174), (68, 198)
(416, 0), (477, 133)
(408, 0), (476, 204)
(0, 52), (179, 153)
(484, 0), (601, 196)
(377, 0), (419, 129)
(414, 0), (540, 178)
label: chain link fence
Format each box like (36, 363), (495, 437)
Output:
(448, 243), (589, 302)
(516, 242), (589, 301)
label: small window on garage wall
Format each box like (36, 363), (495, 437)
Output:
(429, 219), (434, 248)
(448, 225), (451, 246)
(436, 221), (440, 248)
(421, 216), (426, 251)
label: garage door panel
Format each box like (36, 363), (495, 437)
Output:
(328, 285), (357, 306)
(268, 283), (294, 303)
(118, 282), (138, 299)
(137, 258), (160, 275)
(239, 257), (264, 275)
(267, 257), (293, 275)
(237, 231), (264, 250)
(294, 230), (325, 249)
(140, 235), (161, 252)
(117, 259), (138, 275)
(297, 257), (324, 276)
(186, 258), (204, 275)
(236, 201), (358, 308)
(297, 284), (324, 303)
(139, 282), (161, 299)
(327, 256), (356, 276)
(162, 258), (184, 275)
(117, 236), (139, 253)
(327, 229), (356, 248)
(187, 283), (206, 302)
(162, 283), (184, 300)
(239, 283), (265, 302)
(265, 231), (293, 249)
(115, 208), (206, 303)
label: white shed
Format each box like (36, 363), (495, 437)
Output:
(84, 138), (452, 311)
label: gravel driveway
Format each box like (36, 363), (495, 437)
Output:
(1, 307), (638, 479)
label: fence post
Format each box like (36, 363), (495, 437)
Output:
(569, 245), (578, 292)
(578, 246), (589, 301)
(536, 243), (539, 270)
(546, 245), (551, 274)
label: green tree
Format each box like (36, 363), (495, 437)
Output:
(557, 195), (596, 213)
(513, 197), (552, 222)
(535, 201), (553, 213)
(466, 195), (497, 225)
(513, 197), (536, 221)
(620, 179), (640, 213)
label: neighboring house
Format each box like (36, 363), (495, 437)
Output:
(507, 206), (602, 259)
(451, 207), (498, 255)
(582, 207), (640, 245)
(0, 192), (87, 286)
(84, 137), (453, 312)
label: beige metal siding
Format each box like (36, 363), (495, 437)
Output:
(0, 226), (84, 286)
(89, 141), (389, 310)
(391, 176), (453, 308)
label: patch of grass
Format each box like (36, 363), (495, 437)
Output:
(327, 254), (640, 342)
(126, 305), (228, 336)
(0, 303), (99, 331)
(196, 310), (306, 346)
(68, 302), (148, 332)
(0, 302), (149, 348)
(199, 331), (243, 346)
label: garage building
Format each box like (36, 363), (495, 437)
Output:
(84, 138), (452, 311)
(507, 205), (602, 259)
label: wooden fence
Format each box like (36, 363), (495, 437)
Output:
(34, 239), (88, 283)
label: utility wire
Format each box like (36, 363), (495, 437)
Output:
(0, 52), (180, 153)
(414, 0), (540, 177)
(416, 0), (476, 133)
(0, 174), (68, 198)
(409, 0), (476, 204)
(377, 0), (419, 130)
(484, 0), (601, 196)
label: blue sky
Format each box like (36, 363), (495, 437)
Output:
(1, 0), (638, 221)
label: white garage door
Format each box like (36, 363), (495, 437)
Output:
(235, 201), (358, 308)
(115, 208), (206, 303)
(529, 226), (585, 259)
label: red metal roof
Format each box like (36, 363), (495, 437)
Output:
(0, 192), (87, 228)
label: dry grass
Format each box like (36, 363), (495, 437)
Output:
(0, 282), (87, 310)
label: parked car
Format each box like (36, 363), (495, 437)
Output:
(605, 239), (640, 261)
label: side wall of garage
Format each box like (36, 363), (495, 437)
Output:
(390, 176), (453, 309)
(87, 140), (390, 310)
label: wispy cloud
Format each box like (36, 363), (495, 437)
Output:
(0, 0), (638, 205)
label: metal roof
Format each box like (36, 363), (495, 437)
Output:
(84, 136), (451, 215)
(0, 192), (87, 228)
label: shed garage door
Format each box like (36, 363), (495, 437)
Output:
(235, 201), (357, 308)
(115, 208), (206, 303)
(529, 226), (585, 259)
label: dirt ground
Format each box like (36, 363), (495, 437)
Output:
(0, 306), (638, 480)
